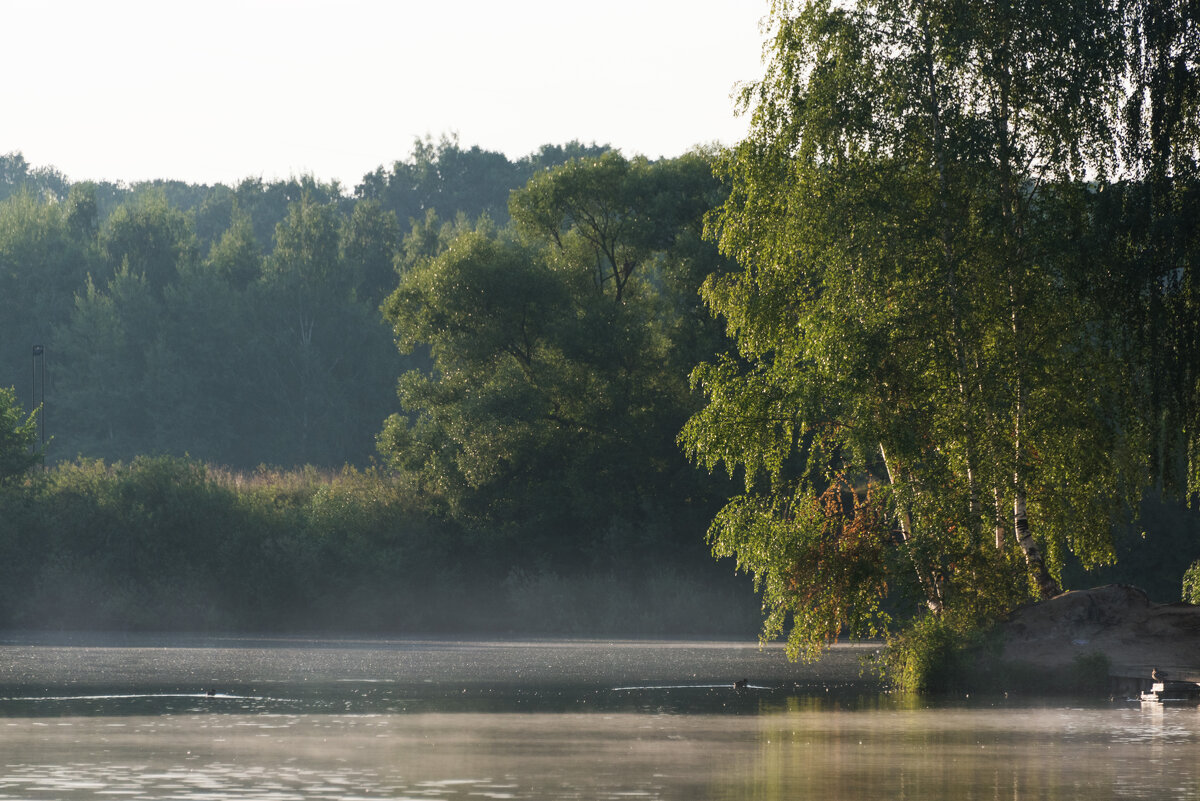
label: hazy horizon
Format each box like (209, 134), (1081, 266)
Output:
(3, 0), (766, 188)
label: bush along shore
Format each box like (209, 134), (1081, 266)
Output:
(0, 456), (760, 636)
(884, 585), (1200, 696)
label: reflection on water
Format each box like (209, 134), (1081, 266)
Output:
(3, 706), (1199, 800)
(0, 636), (1197, 800)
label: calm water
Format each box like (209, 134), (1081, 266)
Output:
(0, 635), (1196, 800)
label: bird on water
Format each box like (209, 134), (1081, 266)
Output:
(734, 678), (748, 689)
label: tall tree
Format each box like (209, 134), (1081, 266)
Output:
(143, 267), (249, 463)
(0, 191), (97, 415)
(511, 152), (656, 303)
(54, 267), (160, 461)
(101, 191), (199, 294)
(340, 198), (402, 305)
(0, 152), (69, 203)
(256, 193), (347, 464)
(681, 0), (1148, 658)
(204, 206), (262, 290)
(250, 194), (403, 466)
(356, 136), (613, 231)
(1101, 0), (1200, 495)
(380, 154), (732, 556)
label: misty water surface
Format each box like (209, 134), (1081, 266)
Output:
(0, 635), (1196, 800)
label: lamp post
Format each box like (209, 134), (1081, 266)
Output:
(31, 344), (45, 463)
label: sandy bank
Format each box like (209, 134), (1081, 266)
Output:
(990, 584), (1200, 684)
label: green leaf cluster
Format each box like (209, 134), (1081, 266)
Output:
(0, 387), (39, 483)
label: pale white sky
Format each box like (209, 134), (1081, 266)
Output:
(2, 1), (768, 189)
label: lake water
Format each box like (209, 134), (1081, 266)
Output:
(0, 634), (1196, 800)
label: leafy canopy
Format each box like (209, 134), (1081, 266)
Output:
(682, 0), (1151, 659)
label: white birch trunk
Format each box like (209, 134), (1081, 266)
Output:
(879, 442), (944, 613)
(1012, 488), (1061, 599)
(993, 486), (1006, 550)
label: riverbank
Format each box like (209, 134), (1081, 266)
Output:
(968, 584), (1200, 695)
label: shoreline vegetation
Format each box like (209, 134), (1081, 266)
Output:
(887, 585), (1200, 696)
(0, 456), (761, 637)
(0, 455), (1195, 695)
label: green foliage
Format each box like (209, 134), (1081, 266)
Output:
(682, 0), (1158, 661)
(0, 142), (626, 472)
(54, 267), (158, 461)
(380, 153), (732, 557)
(0, 89), (1195, 659)
(8, 184), (413, 469)
(0, 387), (39, 483)
(883, 616), (1112, 695)
(340, 198), (402, 304)
(101, 190), (199, 293)
(204, 206), (261, 288)
(266, 192), (343, 290)
(1101, 0), (1200, 497)
(0, 456), (756, 634)
(0, 151), (69, 202)
(356, 134), (610, 230)
(1184, 560), (1200, 604)
(709, 479), (892, 662)
(511, 152), (655, 302)
(1062, 494), (1200, 602)
(882, 615), (970, 694)
(510, 151), (727, 304)
(0, 189), (98, 404)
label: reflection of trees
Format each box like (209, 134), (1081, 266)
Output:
(717, 703), (1149, 800)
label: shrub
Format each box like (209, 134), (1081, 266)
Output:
(882, 615), (970, 693)
(1183, 560), (1200, 604)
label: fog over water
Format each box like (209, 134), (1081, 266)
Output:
(0, 634), (878, 714)
(0, 636), (1196, 800)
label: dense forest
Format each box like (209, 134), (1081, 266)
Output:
(2, 1), (1200, 663)
(0, 137), (613, 468)
(0, 137), (761, 634)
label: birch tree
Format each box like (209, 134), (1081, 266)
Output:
(682, 0), (1149, 658)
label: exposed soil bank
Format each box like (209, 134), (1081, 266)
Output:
(986, 584), (1200, 685)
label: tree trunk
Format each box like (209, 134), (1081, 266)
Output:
(920, 12), (983, 545)
(993, 486), (1006, 549)
(990, 20), (1061, 600)
(879, 442), (944, 613)
(1013, 487), (1061, 599)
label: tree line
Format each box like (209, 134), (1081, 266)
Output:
(0, 139), (762, 633)
(0, 137), (607, 468)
